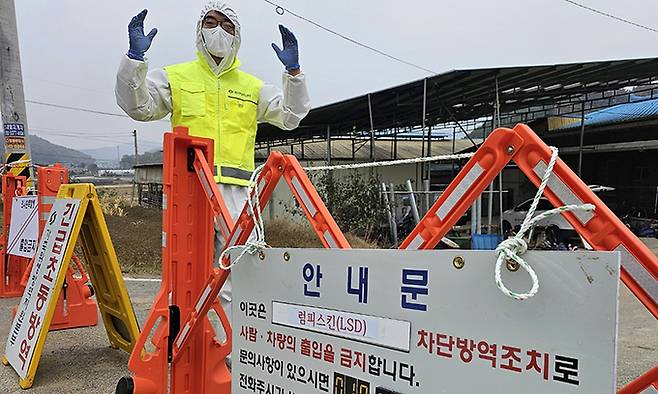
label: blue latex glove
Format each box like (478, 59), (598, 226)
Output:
(271, 25), (299, 72)
(127, 9), (158, 61)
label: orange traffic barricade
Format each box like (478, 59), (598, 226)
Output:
(14, 165), (98, 330)
(118, 127), (348, 394)
(402, 123), (658, 393)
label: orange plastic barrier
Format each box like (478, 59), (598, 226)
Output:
(15, 165), (98, 330)
(403, 123), (658, 393)
(171, 147), (350, 362)
(118, 126), (348, 394)
(36, 164), (67, 229)
(618, 365), (658, 394)
(37, 165), (98, 330)
(46, 253), (98, 331)
(0, 173), (30, 298)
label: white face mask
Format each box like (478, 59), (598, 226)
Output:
(202, 26), (234, 58)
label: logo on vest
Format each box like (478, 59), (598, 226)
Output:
(227, 89), (257, 107)
(228, 89), (254, 100)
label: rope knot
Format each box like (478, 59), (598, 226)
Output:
(495, 237), (527, 258)
(491, 146), (596, 301)
(494, 236), (538, 301)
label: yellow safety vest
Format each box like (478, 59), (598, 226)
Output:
(165, 53), (263, 186)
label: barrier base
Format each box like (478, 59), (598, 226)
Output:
(49, 274), (98, 331)
(11, 267), (98, 331)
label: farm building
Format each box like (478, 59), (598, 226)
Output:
(491, 94), (658, 216)
(133, 162), (163, 207)
(534, 96), (658, 215)
(134, 57), (658, 229)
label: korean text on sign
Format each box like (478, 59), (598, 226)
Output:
(4, 199), (80, 379)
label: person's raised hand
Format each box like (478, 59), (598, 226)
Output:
(271, 25), (300, 74)
(127, 9), (158, 61)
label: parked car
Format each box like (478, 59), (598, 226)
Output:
(502, 185), (615, 246)
(623, 207), (658, 238)
(503, 198), (568, 231)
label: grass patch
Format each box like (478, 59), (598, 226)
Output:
(265, 219), (379, 249)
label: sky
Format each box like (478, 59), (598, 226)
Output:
(12, 0), (658, 156)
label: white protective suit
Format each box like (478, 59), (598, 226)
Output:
(115, 0), (311, 332)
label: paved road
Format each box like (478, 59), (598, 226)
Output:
(0, 281), (157, 393)
(0, 253), (656, 392)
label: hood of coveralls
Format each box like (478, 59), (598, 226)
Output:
(196, 1), (241, 75)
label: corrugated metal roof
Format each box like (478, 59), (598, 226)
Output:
(555, 96), (658, 130)
(255, 139), (480, 161)
(258, 57), (658, 143)
(126, 140), (481, 166)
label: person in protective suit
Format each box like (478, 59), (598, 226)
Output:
(115, 0), (310, 333)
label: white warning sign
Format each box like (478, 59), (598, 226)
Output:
(6, 196), (39, 258)
(232, 248), (620, 394)
(4, 198), (80, 379)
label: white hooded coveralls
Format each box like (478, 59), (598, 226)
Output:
(115, 0), (311, 332)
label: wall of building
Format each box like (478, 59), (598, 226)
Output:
(265, 160), (425, 222)
(134, 165), (163, 185)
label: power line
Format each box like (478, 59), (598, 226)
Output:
(33, 130), (132, 137)
(31, 130), (163, 149)
(562, 0), (658, 34)
(25, 99), (170, 123)
(261, 0), (438, 75)
(32, 130), (133, 139)
(23, 75), (109, 96)
(26, 99), (132, 118)
(139, 140), (164, 147)
(28, 151), (95, 161)
(31, 132), (133, 145)
(35, 131), (131, 137)
(30, 125), (138, 137)
(38, 136), (132, 145)
(32, 128), (164, 144)
(37, 134), (132, 141)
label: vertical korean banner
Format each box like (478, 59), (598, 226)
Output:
(6, 195), (39, 258)
(4, 199), (81, 379)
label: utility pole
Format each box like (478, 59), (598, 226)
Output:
(0, 0), (34, 186)
(133, 130), (139, 165)
(132, 130), (139, 205)
(368, 94), (375, 161)
(116, 145), (120, 168)
(578, 105), (585, 177)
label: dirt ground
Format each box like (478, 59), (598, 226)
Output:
(106, 214), (377, 276)
(102, 203), (374, 275)
(104, 205), (163, 275)
(0, 192), (377, 274)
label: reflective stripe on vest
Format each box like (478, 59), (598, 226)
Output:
(221, 166), (252, 181)
(165, 53), (263, 186)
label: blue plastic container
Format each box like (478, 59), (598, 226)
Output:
(471, 234), (503, 250)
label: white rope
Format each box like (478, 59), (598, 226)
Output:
(494, 147), (595, 301)
(303, 152), (474, 172)
(218, 163), (269, 270)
